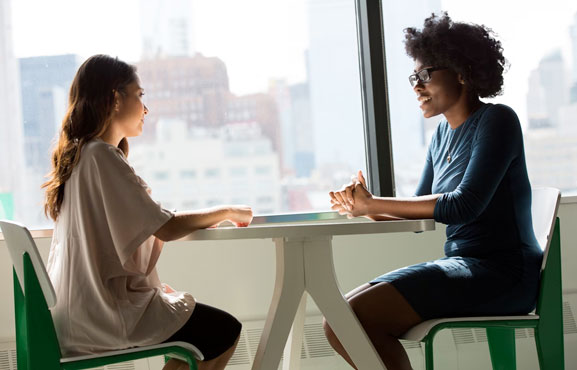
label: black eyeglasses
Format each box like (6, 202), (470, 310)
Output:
(408, 67), (447, 87)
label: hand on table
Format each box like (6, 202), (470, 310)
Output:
(228, 205), (253, 227)
(329, 170), (373, 218)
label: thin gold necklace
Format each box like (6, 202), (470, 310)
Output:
(446, 101), (482, 163)
(446, 121), (469, 163)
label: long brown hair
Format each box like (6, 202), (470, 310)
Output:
(43, 55), (137, 220)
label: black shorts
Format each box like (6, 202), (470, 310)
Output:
(163, 303), (242, 361)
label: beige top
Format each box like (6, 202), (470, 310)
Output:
(47, 139), (195, 356)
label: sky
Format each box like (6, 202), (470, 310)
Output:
(10, 0), (309, 95)
(441, 0), (577, 123)
(9, 0), (577, 119)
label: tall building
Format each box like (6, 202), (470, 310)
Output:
(130, 119), (281, 214)
(307, 0), (441, 196)
(307, 0), (364, 171)
(269, 78), (315, 177)
(381, 0), (441, 196)
(19, 54), (79, 171)
(529, 50), (567, 128)
(226, 92), (282, 156)
(136, 55), (282, 160)
(570, 12), (577, 85)
(139, 0), (196, 59)
(570, 12), (577, 103)
(136, 55), (231, 140)
(0, 0), (25, 220)
(526, 69), (550, 129)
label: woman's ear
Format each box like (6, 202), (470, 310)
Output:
(113, 90), (122, 112)
(457, 74), (465, 85)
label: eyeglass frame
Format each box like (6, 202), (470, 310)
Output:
(408, 66), (448, 87)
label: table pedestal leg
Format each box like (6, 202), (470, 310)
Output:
(282, 293), (307, 370)
(251, 238), (306, 370)
(252, 236), (387, 370)
(303, 236), (387, 370)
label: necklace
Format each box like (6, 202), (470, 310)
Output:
(446, 121), (469, 163)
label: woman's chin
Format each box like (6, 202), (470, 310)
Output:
(420, 109), (431, 118)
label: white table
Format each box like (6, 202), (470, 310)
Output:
(182, 217), (435, 370)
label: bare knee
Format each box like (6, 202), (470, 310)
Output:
(322, 317), (341, 349)
(322, 317), (335, 342)
(347, 283), (421, 337)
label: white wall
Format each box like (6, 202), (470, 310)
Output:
(1, 198), (576, 369)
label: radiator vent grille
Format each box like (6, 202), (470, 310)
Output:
(0, 350), (10, 370)
(2, 299), (575, 369)
(563, 301), (577, 334)
(304, 322), (335, 358)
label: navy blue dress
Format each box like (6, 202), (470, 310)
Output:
(371, 103), (543, 320)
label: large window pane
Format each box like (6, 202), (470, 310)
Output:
(1, 0), (367, 228)
(383, 1), (577, 196)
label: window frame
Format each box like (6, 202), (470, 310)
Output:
(1, 0), (395, 236)
(355, 0), (396, 197)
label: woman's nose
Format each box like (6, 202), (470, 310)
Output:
(144, 104), (149, 115)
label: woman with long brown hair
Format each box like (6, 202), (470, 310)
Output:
(43, 54), (252, 370)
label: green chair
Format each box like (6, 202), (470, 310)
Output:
(401, 187), (564, 370)
(0, 220), (200, 370)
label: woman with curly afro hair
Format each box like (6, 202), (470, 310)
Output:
(325, 13), (541, 369)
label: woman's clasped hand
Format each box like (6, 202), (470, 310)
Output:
(329, 170), (373, 218)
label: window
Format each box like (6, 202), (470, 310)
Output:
(180, 170), (197, 180)
(381, 0), (577, 196)
(1, 0), (368, 228)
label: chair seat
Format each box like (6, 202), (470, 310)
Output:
(60, 341), (204, 363)
(401, 313), (540, 342)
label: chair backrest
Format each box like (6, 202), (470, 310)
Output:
(1, 220), (63, 369)
(530, 188), (561, 271)
(0, 220), (57, 307)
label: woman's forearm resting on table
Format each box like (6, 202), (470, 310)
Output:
(154, 207), (233, 242)
(367, 194), (441, 220)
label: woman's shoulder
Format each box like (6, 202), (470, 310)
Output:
(481, 103), (520, 122)
(478, 103), (522, 132)
(82, 139), (126, 164)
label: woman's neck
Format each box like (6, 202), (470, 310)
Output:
(98, 125), (123, 147)
(445, 97), (482, 129)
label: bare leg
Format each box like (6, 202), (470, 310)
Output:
(162, 359), (186, 370)
(161, 335), (240, 370)
(323, 282), (422, 370)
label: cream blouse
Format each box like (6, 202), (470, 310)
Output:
(47, 138), (195, 356)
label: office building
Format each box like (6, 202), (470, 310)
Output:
(139, 0), (196, 59)
(0, 0), (25, 220)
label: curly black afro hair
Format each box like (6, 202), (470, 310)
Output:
(404, 12), (508, 98)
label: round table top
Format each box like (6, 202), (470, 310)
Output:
(180, 218), (435, 241)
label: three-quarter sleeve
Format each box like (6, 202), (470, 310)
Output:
(88, 145), (174, 269)
(415, 146), (434, 196)
(434, 105), (522, 225)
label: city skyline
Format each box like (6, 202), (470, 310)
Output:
(3, 0), (577, 227)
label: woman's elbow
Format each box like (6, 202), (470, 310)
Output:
(154, 218), (180, 242)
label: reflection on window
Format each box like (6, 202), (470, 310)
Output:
(382, 1), (577, 196)
(257, 196), (274, 204)
(154, 171), (170, 181)
(182, 201), (198, 209)
(206, 199), (222, 207)
(255, 166), (271, 176)
(2, 0), (367, 228)
(204, 168), (220, 178)
(229, 167), (247, 177)
(180, 170), (196, 179)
